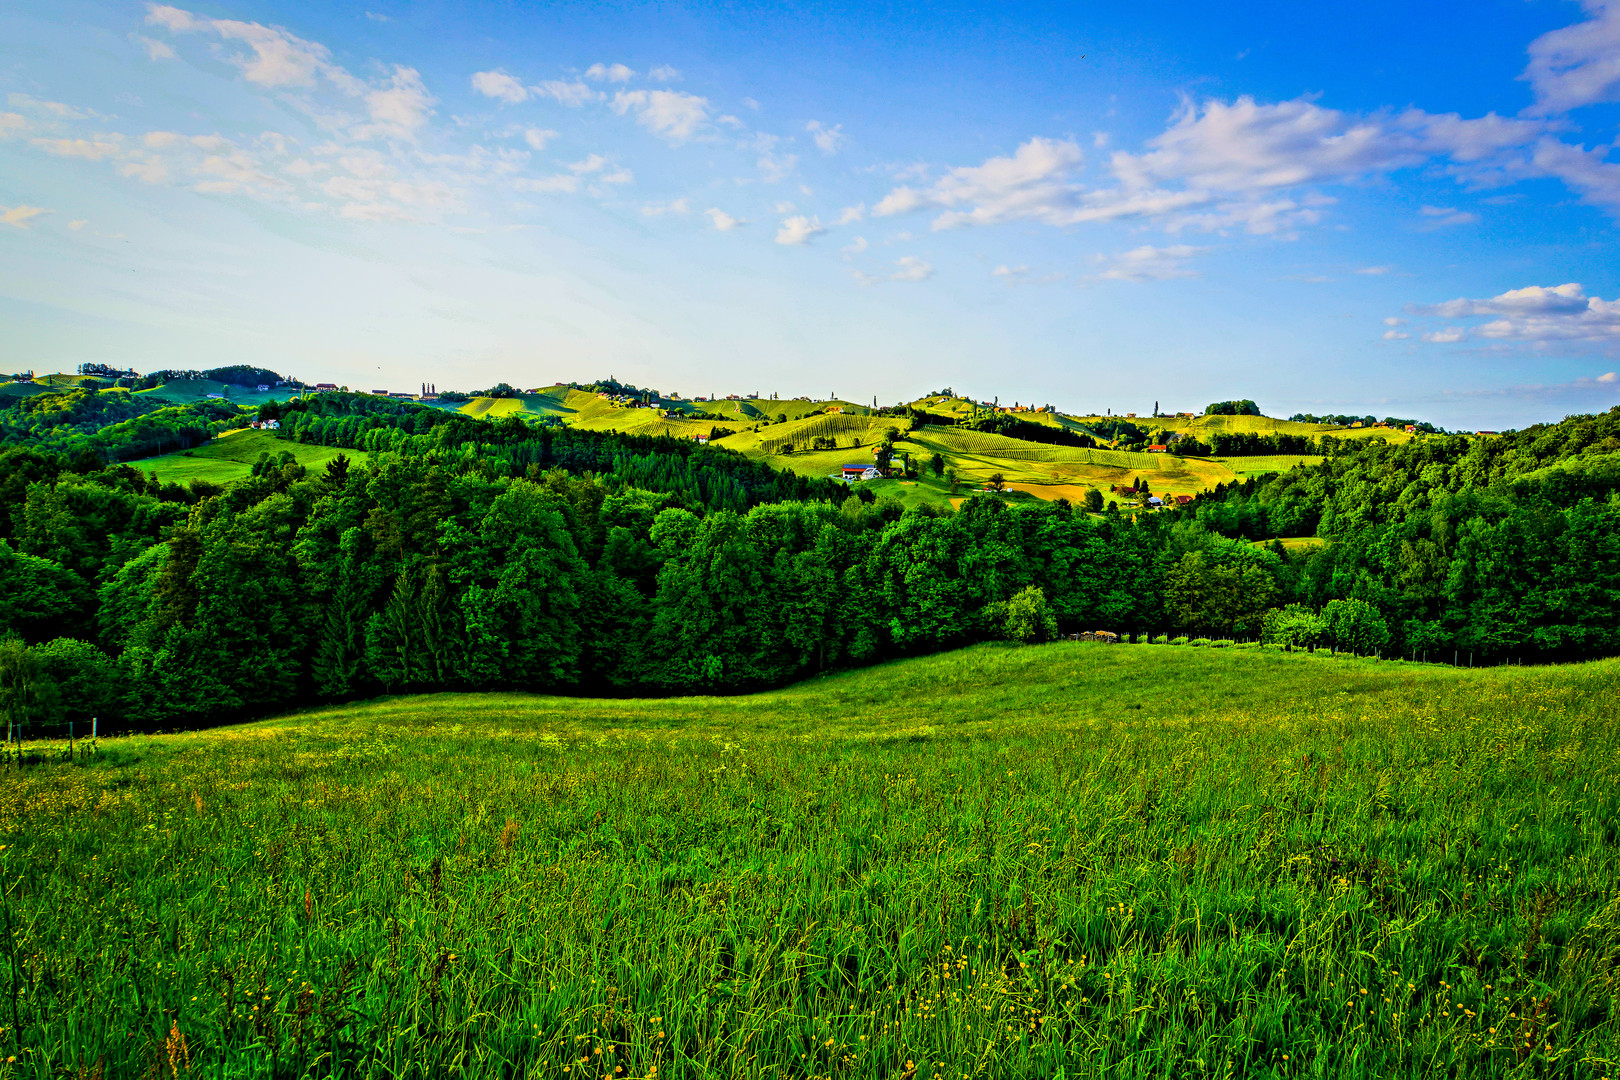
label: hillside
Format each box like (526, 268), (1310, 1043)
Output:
(6, 643), (1616, 1075)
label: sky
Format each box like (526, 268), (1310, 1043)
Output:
(3, 1), (1620, 428)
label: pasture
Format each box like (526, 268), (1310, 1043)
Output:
(3, 644), (1616, 1077)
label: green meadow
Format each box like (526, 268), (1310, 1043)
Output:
(4, 644), (1617, 1078)
(140, 428), (350, 485)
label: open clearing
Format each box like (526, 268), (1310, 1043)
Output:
(141, 428), (350, 484)
(7, 644), (1616, 1077)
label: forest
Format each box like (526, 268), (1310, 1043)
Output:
(2, 390), (1618, 733)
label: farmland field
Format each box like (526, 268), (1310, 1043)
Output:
(5, 644), (1617, 1078)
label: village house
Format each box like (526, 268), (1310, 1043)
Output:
(313, 383), (337, 392)
(1147, 444), (1168, 453)
(841, 463), (882, 481)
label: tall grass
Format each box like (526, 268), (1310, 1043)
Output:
(2, 645), (1616, 1078)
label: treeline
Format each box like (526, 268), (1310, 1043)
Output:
(130, 365), (286, 391)
(961, 414), (1097, 448)
(271, 393), (843, 512)
(1187, 406), (1620, 659)
(0, 388), (245, 463)
(1289, 412), (1442, 434)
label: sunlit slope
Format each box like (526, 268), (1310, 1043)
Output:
(141, 428), (349, 484)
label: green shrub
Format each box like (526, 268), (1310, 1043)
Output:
(1188, 638), (1212, 647)
(1152, 634), (1169, 645)
(1170, 636), (1190, 646)
(1210, 639), (1234, 649)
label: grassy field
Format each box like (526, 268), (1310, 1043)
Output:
(3, 645), (1616, 1077)
(140, 429), (350, 484)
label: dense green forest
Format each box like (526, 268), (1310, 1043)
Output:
(0, 386), (244, 461)
(2, 388), (1618, 733)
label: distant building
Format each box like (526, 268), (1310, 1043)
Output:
(255, 384), (270, 392)
(1477, 430), (1499, 436)
(1147, 444), (1168, 453)
(1147, 495), (1164, 507)
(314, 383), (337, 392)
(1174, 494), (1194, 505)
(205, 393), (224, 399)
(1405, 424), (1416, 433)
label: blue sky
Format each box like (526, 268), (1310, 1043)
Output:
(3, 1), (1620, 427)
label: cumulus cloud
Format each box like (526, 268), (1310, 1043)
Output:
(842, 236), (868, 254)
(0, 113), (29, 138)
(611, 89), (709, 142)
(837, 204), (865, 225)
(806, 120), (844, 155)
(704, 207), (742, 230)
(471, 70), (528, 103)
(1, 205), (51, 228)
(147, 3), (355, 90)
(1408, 282), (1620, 345)
(585, 63), (635, 83)
(1382, 329), (1409, 340)
(1522, 1), (1620, 114)
(648, 65), (680, 83)
(992, 264), (1029, 279)
(358, 66), (434, 140)
(865, 94), (1561, 236)
(775, 215), (823, 245)
(1091, 244), (1208, 281)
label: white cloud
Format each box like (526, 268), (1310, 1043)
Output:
(741, 97), (760, 111)
(773, 201), (797, 214)
(852, 255), (935, 285)
(585, 63), (635, 83)
(1523, 1), (1620, 114)
(610, 89), (709, 142)
(1091, 244), (1208, 281)
(534, 81), (598, 107)
(842, 235), (868, 254)
(1383, 317), (1405, 326)
(873, 137), (1087, 229)
(992, 264), (1029, 279)
(121, 157), (169, 182)
(1382, 330), (1409, 340)
(8, 94), (90, 120)
(1355, 265), (1392, 275)
(365, 11), (391, 22)
(1600, 371), (1619, 383)
(568, 153), (611, 174)
(806, 120), (844, 155)
(837, 204), (865, 224)
(1419, 204), (1479, 227)
(704, 207), (742, 230)
(523, 127), (558, 151)
(641, 198), (690, 216)
(137, 35), (176, 61)
(1523, 137), (1620, 212)
(758, 152), (797, 182)
(1408, 283), (1620, 346)
(775, 215), (823, 245)
(1, 205), (50, 229)
(359, 66), (434, 140)
(0, 113), (26, 138)
(32, 137), (123, 161)
(471, 70), (528, 104)
(147, 4), (348, 89)
(514, 174), (581, 194)
(648, 65), (680, 83)
(890, 255), (932, 281)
